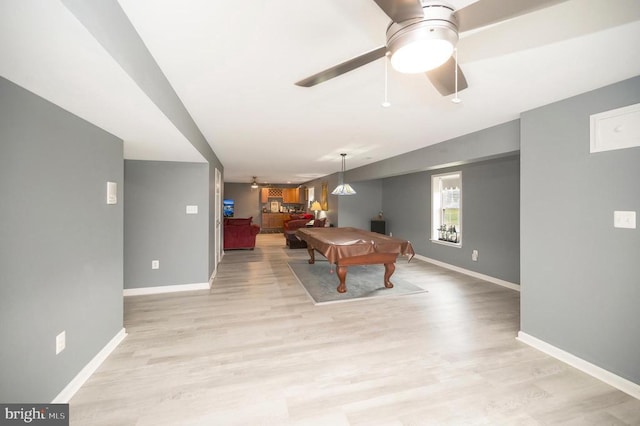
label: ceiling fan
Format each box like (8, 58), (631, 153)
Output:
(295, 0), (569, 96)
(250, 177), (279, 189)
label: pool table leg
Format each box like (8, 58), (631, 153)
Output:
(306, 248), (315, 264)
(383, 263), (395, 288)
(336, 265), (348, 293)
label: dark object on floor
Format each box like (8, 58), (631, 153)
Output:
(283, 213), (315, 249)
(285, 231), (307, 248)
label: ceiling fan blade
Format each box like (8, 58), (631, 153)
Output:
(425, 57), (468, 96)
(454, 0), (570, 32)
(373, 0), (424, 22)
(295, 46), (387, 87)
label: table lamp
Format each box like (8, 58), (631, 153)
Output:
(310, 201), (322, 219)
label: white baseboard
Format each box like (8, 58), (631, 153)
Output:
(52, 328), (127, 403)
(517, 331), (640, 400)
(413, 254), (520, 291)
(123, 282), (210, 296)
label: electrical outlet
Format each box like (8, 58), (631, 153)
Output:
(152, 260), (159, 269)
(472, 250), (479, 262)
(56, 331), (66, 355)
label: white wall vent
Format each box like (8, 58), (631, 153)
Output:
(590, 103), (640, 153)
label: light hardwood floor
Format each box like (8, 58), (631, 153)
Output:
(70, 234), (640, 425)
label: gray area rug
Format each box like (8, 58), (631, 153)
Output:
(288, 260), (427, 305)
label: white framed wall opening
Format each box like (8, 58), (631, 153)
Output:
(431, 171), (462, 246)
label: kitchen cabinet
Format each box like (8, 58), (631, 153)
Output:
(282, 188), (306, 204)
(282, 188), (296, 203)
(298, 187), (307, 204)
(261, 188), (285, 202)
(261, 187), (305, 206)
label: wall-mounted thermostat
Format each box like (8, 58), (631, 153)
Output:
(107, 182), (117, 204)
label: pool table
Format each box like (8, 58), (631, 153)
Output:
(295, 227), (415, 293)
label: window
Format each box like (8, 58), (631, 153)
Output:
(432, 172), (462, 245)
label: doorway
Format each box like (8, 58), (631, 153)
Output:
(213, 167), (223, 280)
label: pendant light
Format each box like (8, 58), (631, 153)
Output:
(250, 176), (259, 189)
(331, 153), (356, 196)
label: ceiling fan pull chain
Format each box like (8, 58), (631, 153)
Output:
(452, 48), (461, 104)
(382, 53), (391, 107)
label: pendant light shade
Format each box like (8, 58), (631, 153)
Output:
(331, 154), (356, 196)
(250, 176), (259, 189)
(331, 183), (357, 196)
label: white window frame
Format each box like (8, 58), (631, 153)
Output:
(431, 171), (462, 247)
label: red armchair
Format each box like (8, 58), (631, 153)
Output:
(224, 217), (260, 250)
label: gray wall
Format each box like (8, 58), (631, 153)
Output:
(382, 156), (521, 284)
(520, 76), (640, 384)
(223, 183), (262, 225)
(336, 179), (383, 230)
(0, 77), (124, 402)
(124, 161), (209, 289)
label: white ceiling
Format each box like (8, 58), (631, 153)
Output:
(2, 0), (640, 184)
(0, 0), (205, 163)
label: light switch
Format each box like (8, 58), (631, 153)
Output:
(614, 211), (636, 229)
(56, 331), (66, 355)
(186, 205), (198, 214)
(107, 182), (117, 204)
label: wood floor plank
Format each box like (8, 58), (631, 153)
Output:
(69, 234), (640, 425)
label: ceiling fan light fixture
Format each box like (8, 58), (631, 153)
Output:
(391, 37), (454, 73)
(388, 24), (458, 74)
(385, 3), (459, 74)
